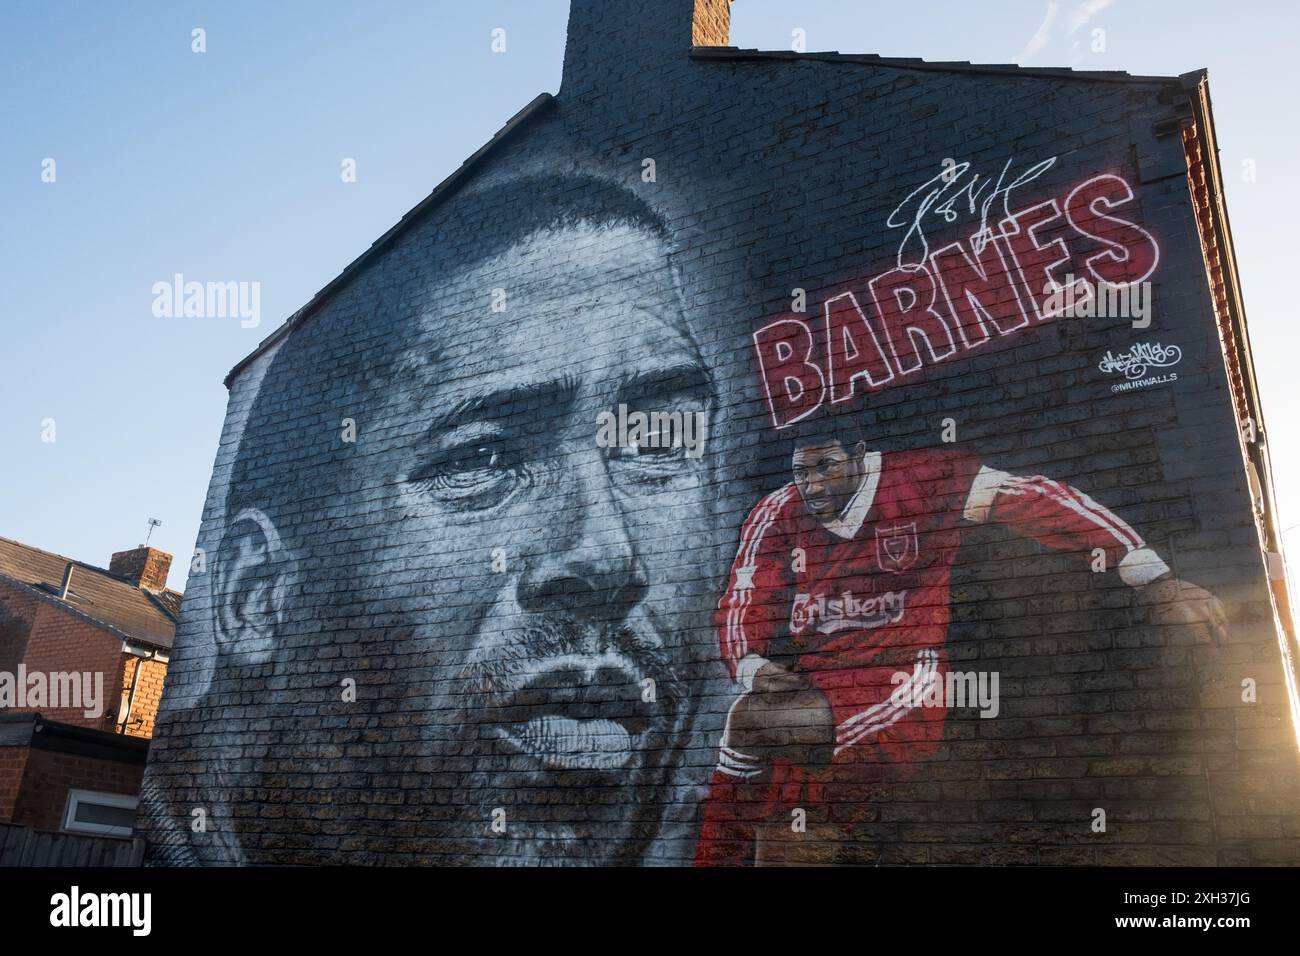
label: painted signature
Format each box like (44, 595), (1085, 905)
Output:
(886, 156), (1058, 268)
(1098, 342), (1182, 380)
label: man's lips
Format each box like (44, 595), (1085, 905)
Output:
(497, 716), (638, 771)
(485, 653), (659, 773)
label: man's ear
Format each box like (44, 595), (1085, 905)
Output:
(214, 508), (296, 667)
(851, 440), (868, 459)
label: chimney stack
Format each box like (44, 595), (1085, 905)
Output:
(691, 0), (732, 47)
(562, 0), (732, 97)
(109, 546), (173, 592)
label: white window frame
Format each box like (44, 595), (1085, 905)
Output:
(61, 788), (139, 839)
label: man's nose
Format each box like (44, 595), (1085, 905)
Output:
(516, 449), (648, 623)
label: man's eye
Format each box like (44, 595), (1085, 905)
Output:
(624, 432), (678, 458)
(409, 440), (523, 505)
(611, 432), (687, 465)
(445, 446), (500, 475)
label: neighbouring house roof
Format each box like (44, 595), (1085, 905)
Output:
(148, 588), (183, 620)
(0, 536), (179, 651)
(0, 712), (150, 763)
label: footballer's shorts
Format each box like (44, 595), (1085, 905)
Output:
(694, 647), (948, 866)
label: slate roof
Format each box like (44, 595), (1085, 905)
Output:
(0, 536), (179, 651)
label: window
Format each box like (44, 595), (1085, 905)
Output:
(61, 789), (139, 839)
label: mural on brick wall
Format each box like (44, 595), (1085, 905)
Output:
(754, 158), (1167, 429)
(141, 155), (1235, 866)
(139, 68), (1293, 864)
(692, 158), (1232, 866)
(142, 173), (725, 865)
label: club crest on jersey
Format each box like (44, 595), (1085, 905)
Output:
(876, 522), (919, 573)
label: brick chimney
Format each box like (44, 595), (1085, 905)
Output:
(562, 0), (732, 96)
(109, 546), (173, 592)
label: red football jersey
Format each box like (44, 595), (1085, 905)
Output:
(697, 448), (1172, 864)
(718, 446), (1168, 685)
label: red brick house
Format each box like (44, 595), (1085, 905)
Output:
(0, 537), (178, 838)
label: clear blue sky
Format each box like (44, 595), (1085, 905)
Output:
(3, 1), (1297, 592)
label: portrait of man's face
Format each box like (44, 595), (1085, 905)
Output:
(361, 219), (714, 863)
(196, 201), (718, 866)
(792, 439), (866, 521)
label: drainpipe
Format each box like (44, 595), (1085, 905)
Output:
(117, 647), (162, 734)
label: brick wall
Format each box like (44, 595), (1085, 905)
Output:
(108, 547), (173, 592)
(8, 747), (143, 832)
(1, 580), (170, 738)
(0, 586), (38, 674)
(14, 601), (123, 732)
(691, 0), (730, 46)
(119, 657), (167, 739)
(140, 0), (1300, 866)
(0, 746), (31, 822)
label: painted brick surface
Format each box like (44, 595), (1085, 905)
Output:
(139, 0), (1300, 866)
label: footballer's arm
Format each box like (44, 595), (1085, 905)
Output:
(714, 487), (836, 767)
(963, 465), (1228, 644)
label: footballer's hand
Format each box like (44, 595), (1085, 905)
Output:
(1136, 576), (1229, 646)
(752, 660), (807, 694)
(730, 663), (837, 769)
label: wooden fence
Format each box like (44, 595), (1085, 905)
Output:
(0, 822), (144, 866)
